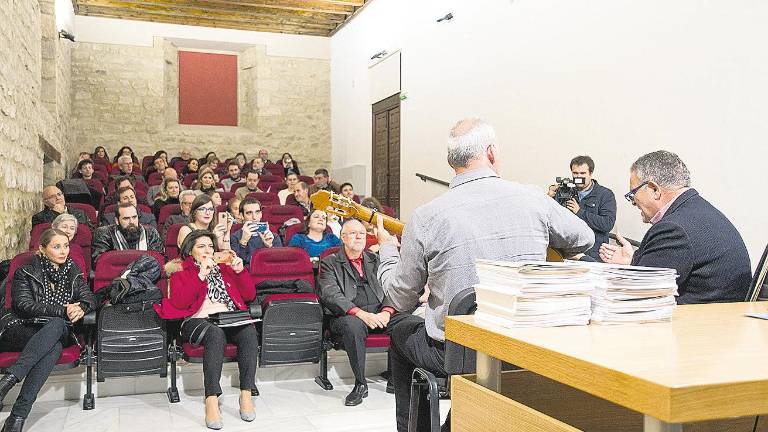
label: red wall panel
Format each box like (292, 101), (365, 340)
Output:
(178, 51), (238, 126)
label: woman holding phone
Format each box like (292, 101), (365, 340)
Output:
(0, 229), (94, 432)
(164, 230), (258, 430)
(177, 195), (231, 251)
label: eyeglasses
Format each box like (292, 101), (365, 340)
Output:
(624, 181), (649, 203)
(343, 231), (367, 237)
(197, 207), (215, 213)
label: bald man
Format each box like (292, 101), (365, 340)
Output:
(31, 185), (89, 227)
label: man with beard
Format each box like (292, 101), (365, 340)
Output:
(92, 203), (164, 265)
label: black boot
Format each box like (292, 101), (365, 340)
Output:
(1, 415), (25, 432)
(0, 373), (20, 411)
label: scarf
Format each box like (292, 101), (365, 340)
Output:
(39, 255), (73, 306)
(114, 226), (148, 250)
(204, 264), (236, 311)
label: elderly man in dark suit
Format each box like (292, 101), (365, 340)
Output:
(318, 219), (409, 407)
(600, 150), (751, 303)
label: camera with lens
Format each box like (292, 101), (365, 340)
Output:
(554, 177), (585, 206)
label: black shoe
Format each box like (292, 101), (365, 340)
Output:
(0, 373), (20, 411)
(386, 380), (394, 394)
(1, 415), (24, 432)
(380, 370), (391, 381)
(344, 383), (368, 406)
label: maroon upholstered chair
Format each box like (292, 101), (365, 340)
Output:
(283, 223), (306, 246)
(147, 171), (163, 186)
(245, 192), (280, 208)
(248, 248), (323, 366)
(164, 223), (184, 260)
(68, 202), (98, 226)
(93, 249), (166, 294)
(299, 175), (315, 185)
(182, 173), (197, 188)
(261, 205), (304, 234)
(157, 204), (181, 226)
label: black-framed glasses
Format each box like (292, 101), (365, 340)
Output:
(624, 181), (649, 203)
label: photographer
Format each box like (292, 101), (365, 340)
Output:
(548, 156), (616, 261)
(230, 198), (282, 266)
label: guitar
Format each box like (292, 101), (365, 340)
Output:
(310, 190), (565, 262)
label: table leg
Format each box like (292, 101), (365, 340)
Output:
(475, 351), (501, 392)
(644, 415), (682, 432)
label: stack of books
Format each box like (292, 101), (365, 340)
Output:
(473, 260), (594, 328)
(588, 264), (678, 324)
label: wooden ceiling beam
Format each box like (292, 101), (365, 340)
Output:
(76, 0), (349, 22)
(78, 5), (333, 36)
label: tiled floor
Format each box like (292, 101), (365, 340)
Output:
(1, 377), (450, 432)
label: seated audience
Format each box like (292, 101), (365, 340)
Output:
(288, 209), (340, 258)
(163, 190), (197, 236)
(193, 168), (221, 194)
(183, 158), (200, 176)
(235, 171), (262, 201)
(163, 230), (257, 429)
(152, 178), (182, 219)
(599, 150), (751, 303)
(177, 195), (231, 250)
(115, 155), (145, 185)
(208, 191), (223, 208)
(278, 173), (301, 205)
(249, 157), (265, 176)
(280, 152), (300, 176)
(221, 161), (244, 192)
(147, 155), (167, 178)
(104, 176), (135, 207)
(230, 198), (282, 266)
(310, 168), (339, 194)
(154, 150), (168, 165)
(92, 203), (164, 264)
(100, 187), (156, 227)
(200, 151), (217, 166)
(202, 157), (221, 176)
(227, 197), (243, 224)
(73, 159), (95, 181)
(318, 220), (406, 406)
(340, 182), (355, 200)
(51, 213), (85, 261)
(234, 152), (247, 170)
(147, 167), (179, 205)
(32, 185), (89, 227)
(0, 229), (95, 432)
(92, 145), (108, 161)
(290, 182), (312, 218)
(112, 146), (139, 165)
(258, 148), (272, 164)
(171, 148), (193, 167)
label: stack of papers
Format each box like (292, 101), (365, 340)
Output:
(474, 260), (594, 328)
(588, 264), (678, 324)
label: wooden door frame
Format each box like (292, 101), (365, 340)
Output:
(371, 93), (401, 210)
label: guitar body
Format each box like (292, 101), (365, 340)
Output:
(311, 190), (565, 262)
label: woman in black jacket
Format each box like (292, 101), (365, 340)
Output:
(0, 229), (94, 432)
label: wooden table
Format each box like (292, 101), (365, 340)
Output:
(445, 302), (768, 432)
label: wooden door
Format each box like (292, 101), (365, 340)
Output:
(372, 94), (401, 215)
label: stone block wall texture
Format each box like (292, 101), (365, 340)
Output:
(72, 39), (331, 171)
(0, 0), (76, 260)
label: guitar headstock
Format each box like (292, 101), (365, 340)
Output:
(310, 190), (357, 218)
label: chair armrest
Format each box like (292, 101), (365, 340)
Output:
(248, 303), (262, 319)
(82, 311), (97, 326)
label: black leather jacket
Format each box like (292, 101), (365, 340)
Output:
(91, 224), (165, 265)
(11, 255), (95, 319)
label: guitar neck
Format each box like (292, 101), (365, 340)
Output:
(351, 205), (404, 236)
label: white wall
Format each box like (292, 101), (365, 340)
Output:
(331, 0), (768, 265)
(74, 15), (330, 59)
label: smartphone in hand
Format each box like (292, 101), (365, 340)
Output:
(218, 212), (228, 226)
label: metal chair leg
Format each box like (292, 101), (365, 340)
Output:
(409, 368), (441, 432)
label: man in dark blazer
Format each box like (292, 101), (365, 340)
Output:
(600, 150), (751, 303)
(318, 219), (409, 406)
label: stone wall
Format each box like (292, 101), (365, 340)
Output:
(72, 38), (330, 171)
(0, 0), (76, 260)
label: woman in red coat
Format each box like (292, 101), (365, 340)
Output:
(165, 230), (258, 430)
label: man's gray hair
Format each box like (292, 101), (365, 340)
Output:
(631, 150), (691, 189)
(118, 155), (132, 164)
(179, 189), (198, 201)
(446, 118), (497, 168)
(52, 213), (78, 229)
